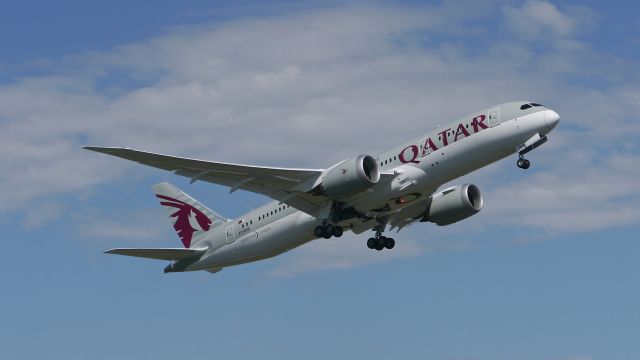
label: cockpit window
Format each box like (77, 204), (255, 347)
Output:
(530, 103), (543, 107)
(520, 104), (532, 110)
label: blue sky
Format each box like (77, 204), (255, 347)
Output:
(1, 1), (639, 359)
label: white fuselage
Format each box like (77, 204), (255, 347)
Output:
(186, 102), (559, 271)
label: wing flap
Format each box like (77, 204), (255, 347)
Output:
(105, 248), (207, 261)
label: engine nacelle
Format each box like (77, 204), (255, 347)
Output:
(315, 155), (380, 199)
(425, 184), (483, 226)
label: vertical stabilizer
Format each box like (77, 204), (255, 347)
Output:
(152, 182), (228, 248)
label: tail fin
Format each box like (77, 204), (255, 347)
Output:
(152, 182), (229, 248)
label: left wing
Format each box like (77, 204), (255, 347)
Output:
(83, 146), (326, 215)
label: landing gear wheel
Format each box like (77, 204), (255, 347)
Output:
(332, 226), (344, 238)
(517, 156), (531, 169)
(367, 238), (376, 249)
(322, 224), (334, 239)
(314, 226), (324, 238)
(374, 236), (386, 251)
(384, 238), (395, 249)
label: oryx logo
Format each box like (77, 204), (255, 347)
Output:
(156, 194), (212, 248)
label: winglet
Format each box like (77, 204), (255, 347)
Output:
(82, 146), (128, 155)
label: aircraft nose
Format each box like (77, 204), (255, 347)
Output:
(544, 109), (560, 132)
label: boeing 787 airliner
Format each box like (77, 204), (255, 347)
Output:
(85, 101), (559, 274)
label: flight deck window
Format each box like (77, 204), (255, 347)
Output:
(520, 104), (532, 110)
(531, 103), (543, 107)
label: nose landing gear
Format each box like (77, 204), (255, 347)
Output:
(516, 133), (548, 170)
(517, 154), (530, 169)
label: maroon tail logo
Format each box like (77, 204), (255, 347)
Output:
(156, 194), (212, 248)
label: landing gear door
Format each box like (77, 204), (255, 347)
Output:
(226, 225), (235, 244)
(488, 108), (501, 127)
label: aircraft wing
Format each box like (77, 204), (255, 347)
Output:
(83, 146), (326, 215)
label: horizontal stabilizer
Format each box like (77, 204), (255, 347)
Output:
(105, 248), (207, 261)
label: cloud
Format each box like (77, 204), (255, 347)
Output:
(267, 225), (480, 277)
(502, 1), (596, 44)
(1, 2), (639, 274)
(72, 207), (172, 244)
(267, 233), (422, 277)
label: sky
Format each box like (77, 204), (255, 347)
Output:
(1, 1), (639, 359)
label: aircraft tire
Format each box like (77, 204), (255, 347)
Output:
(332, 226), (344, 237)
(367, 238), (376, 249)
(523, 159), (531, 169)
(323, 224), (334, 239)
(517, 158), (525, 168)
(314, 226), (324, 238)
(384, 238), (395, 249)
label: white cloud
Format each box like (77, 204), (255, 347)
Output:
(267, 233), (422, 278)
(267, 225), (479, 277)
(73, 207), (172, 244)
(502, 1), (596, 44)
(1, 2), (639, 274)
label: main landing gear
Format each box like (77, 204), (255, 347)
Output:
(516, 154), (531, 169)
(314, 223), (344, 239)
(367, 231), (395, 251)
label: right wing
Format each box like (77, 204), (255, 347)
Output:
(83, 146), (326, 215)
(105, 248), (207, 261)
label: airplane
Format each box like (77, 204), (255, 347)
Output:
(84, 101), (559, 274)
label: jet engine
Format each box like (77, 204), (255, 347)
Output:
(423, 184), (483, 226)
(313, 155), (380, 199)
